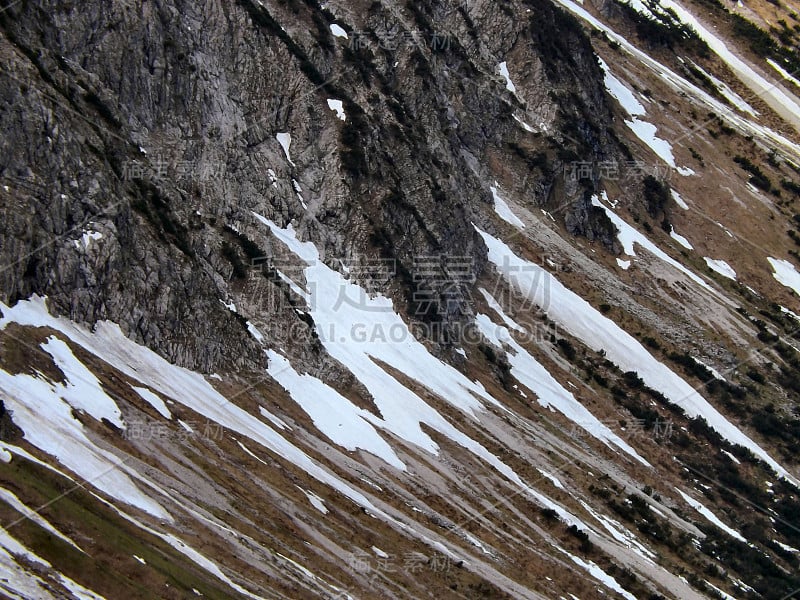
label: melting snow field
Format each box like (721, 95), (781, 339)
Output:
(490, 184), (525, 229)
(474, 227), (798, 485)
(592, 194), (712, 292)
(676, 488), (746, 542)
(670, 227), (693, 250)
(704, 258), (737, 280)
(598, 59), (693, 175)
(254, 214), (604, 530)
(768, 257), (800, 295)
(0, 296), (382, 519)
(0, 334), (171, 520)
(276, 132), (295, 166)
(266, 351), (405, 470)
(630, 130), (694, 176)
(326, 99), (346, 121)
(0, 527), (106, 600)
(497, 61), (516, 93)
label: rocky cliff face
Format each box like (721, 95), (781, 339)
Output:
(0, 0), (624, 373)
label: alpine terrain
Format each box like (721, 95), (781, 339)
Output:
(2, 0), (800, 598)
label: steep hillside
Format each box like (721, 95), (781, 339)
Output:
(1, 0), (800, 598)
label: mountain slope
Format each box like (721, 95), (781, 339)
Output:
(2, 0), (800, 598)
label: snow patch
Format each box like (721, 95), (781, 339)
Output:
(670, 227), (693, 250)
(267, 351), (405, 470)
(301, 488), (329, 515)
(74, 230), (103, 251)
(497, 61), (516, 93)
(671, 190), (689, 210)
(490, 183), (525, 229)
(599, 57), (645, 116)
(326, 99), (346, 121)
(276, 132), (295, 166)
(676, 488), (746, 542)
(329, 23), (348, 39)
(768, 257), (800, 295)
(704, 257), (736, 280)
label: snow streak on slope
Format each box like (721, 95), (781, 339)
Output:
(474, 227), (798, 484)
(676, 488), (747, 542)
(474, 294), (648, 464)
(659, 0), (800, 131)
(254, 214), (600, 530)
(768, 59), (800, 91)
(704, 257), (737, 280)
(598, 57), (645, 116)
(598, 58), (693, 174)
(556, 546), (637, 600)
(131, 386), (172, 419)
(266, 351), (405, 469)
(491, 183), (525, 229)
(671, 190), (689, 210)
(0, 486), (82, 551)
(689, 62), (757, 116)
(670, 227), (693, 250)
(0, 297), (381, 516)
(100, 501), (268, 600)
(591, 194), (713, 292)
(768, 257), (800, 295)
(41, 336), (124, 427)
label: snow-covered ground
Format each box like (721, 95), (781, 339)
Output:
(497, 61), (516, 93)
(768, 257), (800, 295)
(491, 183), (525, 229)
(592, 194), (713, 292)
(704, 257), (737, 280)
(276, 132), (295, 166)
(474, 227), (798, 485)
(676, 488), (746, 542)
(670, 227), (693, 250)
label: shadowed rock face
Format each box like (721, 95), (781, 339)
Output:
(0, 0), (621, 372)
